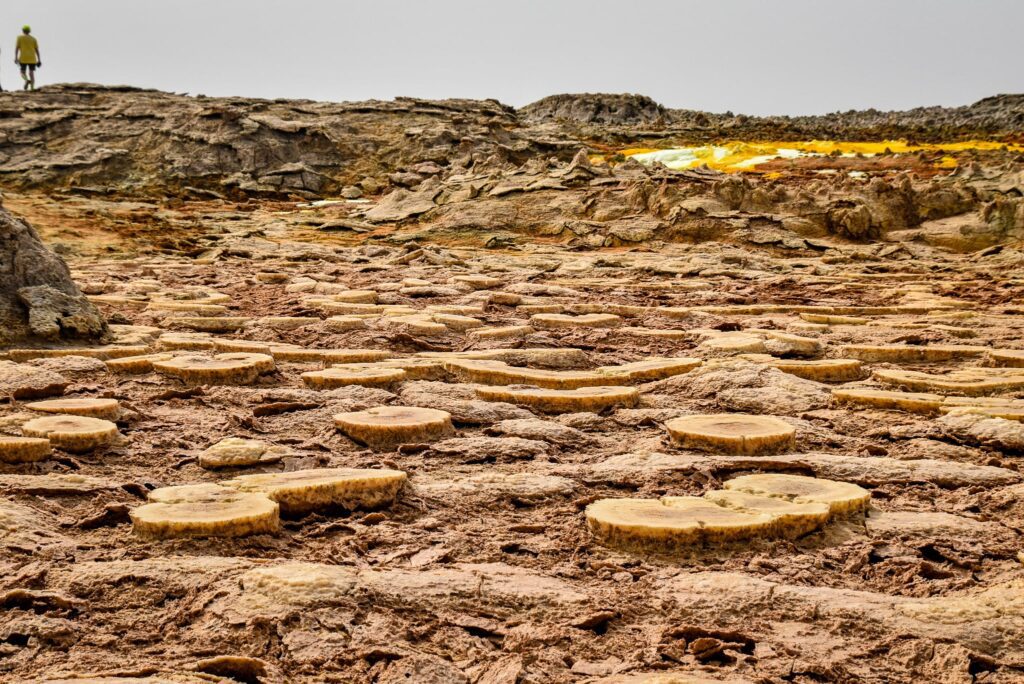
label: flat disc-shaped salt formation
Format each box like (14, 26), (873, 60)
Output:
(217, 352), (276, 373)
(476, 386), (640, 413)
(574, 302), (647, 316)
(25, 397), (121, 421)
(586, 497), (779, 551)
(147, 300), (228, 315)
(445, 359), (630, 389)
(940, 397), (1024, 421)
(324, 315), (366, 332)
(756, 330), (821, 356)
(131, 483), (280, 540)
(259, 316), (321, 330)
(7, 345), (150, 362)
(387, 315), (448, 336)
(150, 287), (228, 304)
(665, 414), (795, 455)
(530, 313), (622, 329)
(723, 474), (870, 516)
(704, 489), (830, 537)
(328, 289), (377, 303)
(88, 294), (147, 307)
(831, 388), (944, 414)
(467, 325), (535, 341)
(322, 349), (393, 364)
(842, 344), (987, 363)
(873, 368), (1024, 396)
(698, 332), (768, 354)
(595, 357), (702, 382)
(428, 304), (485, 316)
(518, 304), (563, 315)
(452, 274), (501, 289)
(371, 358), (448, 380)
(431, 313), (484, 331)
(223, 468), (407, 515)
(800, 313), (868, 325)
(153, 353), (274, 385)
(327, 359), (446, 381)
(769, 359), (862, 383)
(989, 349), (1024, 368)
(270, 345), (388, 363)
(0, 435), (52, 463)
(301, 366), (406, 389)
(621, 327), (689, 340)
(165, 316), (250, 332)
(267, 345), (327, 362)
(790, 322), (827, 333)
(319, 302), (389, 317)
(21, 415), (119, 452)
(213, 339), (272, 354)
(334, 406), (454, 450)
(105, 352), (176, 374)
(255, 272), (287, 283)
(586, 474), (864, 553)
(416, 471), (577, 501)
(156, 333), (216, 351)
(418, 347), (589, 369)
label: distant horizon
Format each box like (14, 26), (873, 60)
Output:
(12, 81), (1022, 119)
(1, 0), (1021, 116)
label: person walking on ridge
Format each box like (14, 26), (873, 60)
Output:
(14, 26), (41, 91)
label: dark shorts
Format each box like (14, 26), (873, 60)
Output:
(19, 63), (37, 72)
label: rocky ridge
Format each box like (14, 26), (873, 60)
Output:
(0, 86), (1021, 199)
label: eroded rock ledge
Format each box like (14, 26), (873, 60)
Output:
(0, 203), (106, 344)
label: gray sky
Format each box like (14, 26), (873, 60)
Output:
(2, 0), (1021, 115)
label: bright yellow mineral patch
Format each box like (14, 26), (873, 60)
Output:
(620, 140), (1023, 173)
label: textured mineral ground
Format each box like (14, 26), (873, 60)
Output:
(0, 86), (1023, 683)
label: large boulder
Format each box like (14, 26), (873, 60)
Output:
(520, 93), (669, 125)
(0, 205), (106, 344)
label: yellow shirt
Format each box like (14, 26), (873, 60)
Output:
(16, 34), (38, 64)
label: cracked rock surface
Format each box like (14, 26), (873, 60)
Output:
(0, 205), (106, 345)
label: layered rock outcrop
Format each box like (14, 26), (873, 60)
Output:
(1, 86), (1020, 199)
(0, 203), (106, 344)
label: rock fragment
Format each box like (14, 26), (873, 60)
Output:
(0, 361), (69, 399)
(198, 437), (290, 469)
(0, 207), (107, 344)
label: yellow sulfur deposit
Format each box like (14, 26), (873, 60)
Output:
(620, 140), (1024, 173)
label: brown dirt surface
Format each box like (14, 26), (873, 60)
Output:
(0, 86), (1023, 684)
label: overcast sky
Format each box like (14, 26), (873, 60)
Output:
(1, 0), (1020, 115)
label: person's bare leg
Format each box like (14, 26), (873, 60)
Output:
(20, 66), (29, 90)
(28, 66), (35, 91)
